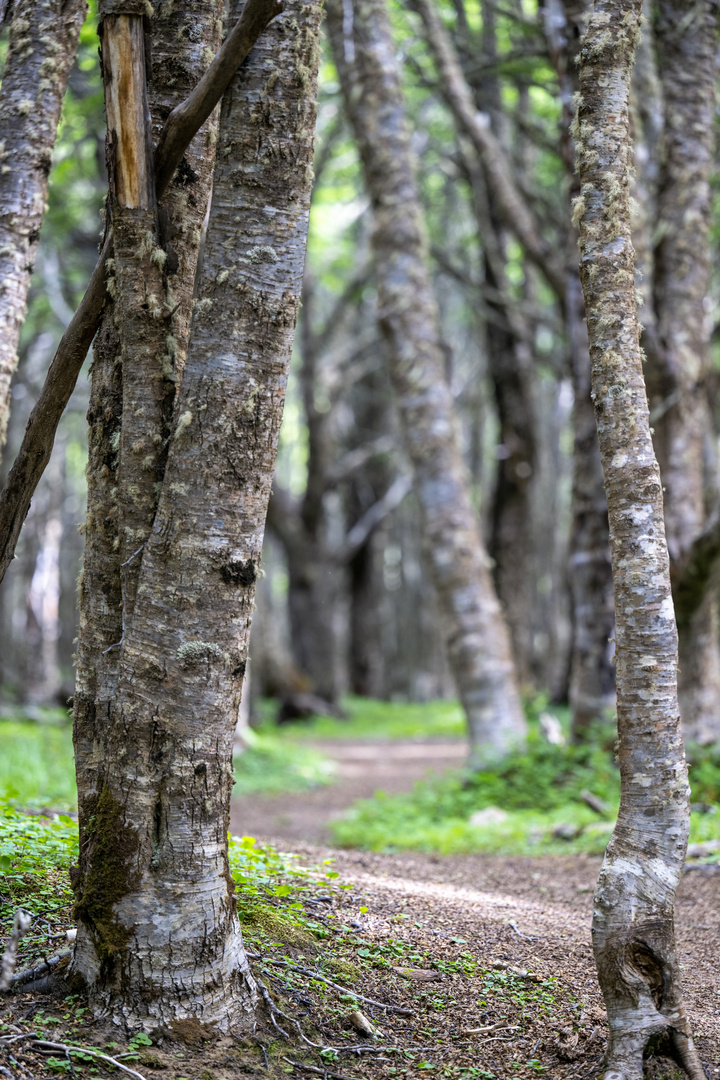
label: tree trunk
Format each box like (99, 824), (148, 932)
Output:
(574, 1), (703, 1074)
(651, 0), (720, 745)
(73, 0), (225, 866)
(327, 0), (527, 765)
(0, 0), (86, 455)
(71, 0), (320, 1028)
(548, 0), (617, 740)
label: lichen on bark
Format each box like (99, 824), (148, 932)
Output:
(574, 0), (704, 1075)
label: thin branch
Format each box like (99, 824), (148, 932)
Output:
(408, 0), (565, 297)
(344, 473), (413, 557)
(31, 1042), (147, 1080)
(0, 0), (283, 588)
(250, 954), (413, 1014)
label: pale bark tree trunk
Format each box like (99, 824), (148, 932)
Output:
(546, 0), (617, 740)
(574, 1), (703, 1074)
(0, 0), (86, 454)
(651, 0), (720, 746)
(327, 0), (527, 764)
(73, 0), (225, 866)
(71, 0), (321, 1028)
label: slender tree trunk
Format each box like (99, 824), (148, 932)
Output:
(574, 1), (703, 1074)
(327, 0), (527, 764)
(548, 0), (617, 740)
(0, 0), (86, 455)
(651, 0), (720, 745)
(71, 0), (320, 1027)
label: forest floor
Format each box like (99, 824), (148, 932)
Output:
(226, 736), (720, 1079)
(2, 732), (719, 1080)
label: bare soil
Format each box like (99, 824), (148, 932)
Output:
(229, 737), (720, 1077)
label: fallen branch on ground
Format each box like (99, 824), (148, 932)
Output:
(247, 952), (413, 1014)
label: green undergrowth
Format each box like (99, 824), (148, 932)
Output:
(0, 718), (77, 809)
(233, 728), (335, 795)
(331, 724), (720, 857)
(255, 694), (467, 741)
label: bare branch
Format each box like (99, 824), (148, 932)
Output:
(409, 0), (565, 297)
(344, 473), (413, 557)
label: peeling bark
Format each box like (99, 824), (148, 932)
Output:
(573, 1), (703, 1075)
(0, 0), (85, 454)
(327, 0), (527, 764)
(72, 0), (320, 1027)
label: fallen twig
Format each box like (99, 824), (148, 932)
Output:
(252, 955), (412, 1015)
(30, 1042), (147, 1080)
(9, 950), (71, 989)
(282, 1058), (360, 1080)
(0, 911), (32, 991)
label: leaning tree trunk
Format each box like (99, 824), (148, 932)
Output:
(327, 0), (527, 764)
(0, 0), (86, 454)
(71, 0), (321, 1028)
(652, 0), (720, 746)
(574, 1), (704, 1075)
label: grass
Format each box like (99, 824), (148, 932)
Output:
(329, 719), (720, 857)
(0, 719), (77, 810)
(255, 695), (467, 741)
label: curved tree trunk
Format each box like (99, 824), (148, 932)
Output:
(71, 0), (320, 1027)
(327, 0), (527, 765)
(574, 1), (703, 1074)
(0, 0), (86, 455)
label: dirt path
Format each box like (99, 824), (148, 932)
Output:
(231, 738), (720, 1074)
(231, 738), (467, 843)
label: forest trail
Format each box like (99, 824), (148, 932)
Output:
(230, 743), (720, 1074)
(231, 737), (467, 843)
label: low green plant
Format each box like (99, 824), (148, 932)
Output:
(330, 719), (720, 856)
(256, 695), (467, 741)
(0, 801), (77, 929)
(0, 720), (76, 809)
(233, 729), (335, 794)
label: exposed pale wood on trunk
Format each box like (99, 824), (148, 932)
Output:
(574, 0), (703, 1073)
(0, 0), (283, 589)
(71, 0), (322, 1026)
(327, 0), (527, 765)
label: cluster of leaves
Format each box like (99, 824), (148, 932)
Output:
(0, 801), (77, 930)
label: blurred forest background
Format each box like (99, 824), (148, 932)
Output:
(1, 0), (583, 713)
(2, 0), (720, 821)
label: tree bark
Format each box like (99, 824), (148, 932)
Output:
(650, 0), (720, 745)
(327, 0), (527, 764)
(574, 1), (703, 1074)
(546, 0), (617, 740)
(0, 0), (86, 456)
(73, 0), (226, 855)
(71, 0), (321, 1028)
